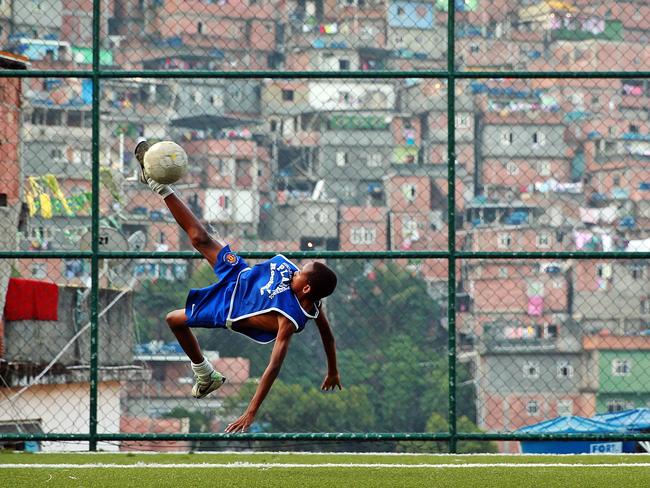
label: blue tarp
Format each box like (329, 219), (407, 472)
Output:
(518, 416), (627, 434)
(518, 416), (634, 454)
(593, 409), (650, 430)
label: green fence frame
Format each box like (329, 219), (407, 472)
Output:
(2, 0), (650, 452)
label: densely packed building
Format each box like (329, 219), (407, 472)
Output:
(1, 0), (649, 451)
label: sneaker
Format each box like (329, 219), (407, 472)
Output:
(191, 371), (226, 399)
(134, 138), (151, 184)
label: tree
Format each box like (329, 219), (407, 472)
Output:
(222, 379), (376, 433)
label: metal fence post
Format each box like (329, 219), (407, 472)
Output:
(446, 0), (457, 454)
(88, 0), (102, 452)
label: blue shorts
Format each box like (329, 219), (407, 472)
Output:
(184, 245), (249, 328)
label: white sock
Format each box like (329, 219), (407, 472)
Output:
(147, 178), (174, 198)
(191, 358), (214, 381)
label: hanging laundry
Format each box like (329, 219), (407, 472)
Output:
(4, 278), (59, 321)
(574, 230), (593, 250)
(601, 234), (613, 252)
(626, 238), (650, 252)
(39, 193), (53, 219)
(600, 264), (613, 279)
(528, 296), (544, 316)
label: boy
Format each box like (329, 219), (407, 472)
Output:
(134, 140), (341, 433)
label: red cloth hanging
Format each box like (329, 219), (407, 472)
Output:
(4, 278), (59, 321)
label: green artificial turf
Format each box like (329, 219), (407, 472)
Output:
(2, 452), (650, 487)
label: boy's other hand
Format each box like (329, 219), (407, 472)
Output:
(321, 373), (342, 391)
(225, 411), (255, 433)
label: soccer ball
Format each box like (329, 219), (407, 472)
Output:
(143, 141), (188, 184)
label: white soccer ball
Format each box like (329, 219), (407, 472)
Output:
(143, 141), (188, 185)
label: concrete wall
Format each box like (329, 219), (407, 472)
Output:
(268, 201), (338, 241)
(14, 0), (63, 31)
(224, 80), (261, 116)
(0, 205), (20, 357)
(482, 353), (583, 395)
(5, 286), (134, 366)
(482, 124), (567, 159)
(175, 80), (225, 119)
(0, 381), (121, 451)
(318, 131), (392, 181)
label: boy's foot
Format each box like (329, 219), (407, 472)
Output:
(191, 371), (226, 399)
(134, 138), (150, 183)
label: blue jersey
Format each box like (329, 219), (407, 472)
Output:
(185, 246), (319, 344)
(227, 254), (319, 343)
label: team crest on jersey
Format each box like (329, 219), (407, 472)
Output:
(223, 252), (239, 265)
(260, 262), (293, 299)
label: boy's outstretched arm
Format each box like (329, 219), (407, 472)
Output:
(225, 316), (295, 433)
(315, 306), (342, 391)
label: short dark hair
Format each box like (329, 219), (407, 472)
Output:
(306, 262), (337, 300)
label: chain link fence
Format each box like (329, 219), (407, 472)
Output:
(0, 0), (649, 453)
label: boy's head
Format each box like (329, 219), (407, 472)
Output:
(291, 261), (338, 301)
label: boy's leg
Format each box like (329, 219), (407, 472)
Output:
(166, 309), (204, 363)
(135, 139), (223, 268)
(166, 309), (226, 398)
(164, 193), (223, 268)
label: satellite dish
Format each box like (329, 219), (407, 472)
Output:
(79, 226), (129, 252)
(127, 230), (147, 251)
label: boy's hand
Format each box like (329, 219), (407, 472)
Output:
(225, 411), (256, 433)
(321, 373), (342, 391)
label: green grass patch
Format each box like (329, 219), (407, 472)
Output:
(3, 452), (650, 487)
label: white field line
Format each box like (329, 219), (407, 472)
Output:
(33, 451), (650, 457)
(2, 463), (650, 469)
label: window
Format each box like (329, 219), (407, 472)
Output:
(532, 131), (546, 146)
(270, 120), (278, 132)
(613, 175), (621, 186)
(193, 91), (202, 103)
(402, 184), (417, 202)
(350, 227), (376, 245)
(557, 362), (574, 379)
(557, 399), (573, 416)
(629, 124), (639, 134)
(536, 233), (551, 248)
(50, 148), (64, 160)
(506, 162), (519, 175)
(31, 263), (48, 279)
(538, 161), (551, 176)
(367, 153), (382, 167)
(607, 400), (633, 413)
(526, 400), (539, 415)
(281, 89), (294, 101)
(339, 59), (350, 71)
(501, 130), (513, 145)
(523, 362), (539, 379)
(336, 152), (348, 167)
(641, 299), (650, 316)
(612, 359), (631, 376)
(197, 22), (203, 34)
(455, 114), (470, 129)
(498, 233), (512, 249)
